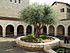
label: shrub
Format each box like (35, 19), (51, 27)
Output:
(40, 35), (49, 39)
(35, 38), (42, 43)
(21, 34), (54, 43)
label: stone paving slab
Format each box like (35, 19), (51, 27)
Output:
(0, 37), (46, 53)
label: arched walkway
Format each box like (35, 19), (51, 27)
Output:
(43, 26), (47, 34)
(6, 25), (14, 37)
(57, 25), (65, 36)
(0, 25), (2, 37)
(49, 25), (55, 36)
(68, 26), (70, 36)
(26, 25), (32, 35)
(17, 25), (24, 36)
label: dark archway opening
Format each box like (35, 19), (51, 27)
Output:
(0, 26), (2, 37)
(68, 26), (70, 36)
(17, 25), (24, 36)
(57, 25), (65, 36)
(43, 26), (47, 35)
(49, 25), (55, 36)
(26, 25), (32, 35)
(6, 25), (14, 37)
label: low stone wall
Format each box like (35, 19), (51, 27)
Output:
(16, 36), (44, 50)
(59, 40), (70, 48)
(16, 36), (60, 51)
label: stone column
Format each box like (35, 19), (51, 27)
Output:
(47, 26), (49, 35)
(14, 27), (17, 36)
(65, 27), (68, 36)
(24, 26), (26, 35)
(41, 29), (43, 34)
(3, 28), (6, 37)
(55, 27), (57, 36)
(32, 25), (34, 34)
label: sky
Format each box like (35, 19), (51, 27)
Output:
(30, 0), (70, 5)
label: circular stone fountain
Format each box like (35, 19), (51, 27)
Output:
(15, 36), (60, 50)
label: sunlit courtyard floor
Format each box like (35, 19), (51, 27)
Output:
(0, 37), (46, 53)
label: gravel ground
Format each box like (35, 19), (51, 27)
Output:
(0, 37), (46, 53)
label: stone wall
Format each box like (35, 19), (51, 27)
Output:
(0, 0), (29, 18)
(52, 2), (67, 20)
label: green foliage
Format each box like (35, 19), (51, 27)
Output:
(40, 35), (49, 39)
(35, 38), (42, 43)
(20, 3), (58, 25)
(21, 33), (43, 43)
(21, 33), (54, 43)
(28, 33), (35, 39)
(20, 3), (59, 36)
(21, 36), (33, 42)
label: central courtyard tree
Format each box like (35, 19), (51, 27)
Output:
(20, 3), (58, 37)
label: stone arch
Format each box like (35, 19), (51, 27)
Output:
(17, 25), (24, 36)
(57, 25), (65, 36)
(49, 25), (55, 36)
(26, 25), (32, 35)
(43, 26), (47, 34)
(0, 25), (3, 37)
(6, 25), (14, 37)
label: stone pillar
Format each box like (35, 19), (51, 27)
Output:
(14, 27), (17, 36)
(3, 28), (6, 37)
(41, 28), (43, 34)
(24, 26), (26, 35)
(47, 26), (49, 35)
(32, 25), (34, 34)
(55, 27), (57, 36)
(65, 27), (68, 36)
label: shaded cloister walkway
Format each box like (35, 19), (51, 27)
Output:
(6, 25), (14, 37)
(17, 25), (24, 36)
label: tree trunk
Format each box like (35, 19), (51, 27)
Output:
(34, 23), (44, 37)
(34, 22), (38, 37)
(37, 29), (41, 37)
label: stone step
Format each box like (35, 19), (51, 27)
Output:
(46, 49), (56, 53)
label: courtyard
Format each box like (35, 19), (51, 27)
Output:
(0, 0), (70, 53)
(0, 37), (46, 53)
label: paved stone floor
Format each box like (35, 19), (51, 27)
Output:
(0, 37), (46, 53)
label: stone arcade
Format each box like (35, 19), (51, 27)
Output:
(0, 0), (70, 37)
